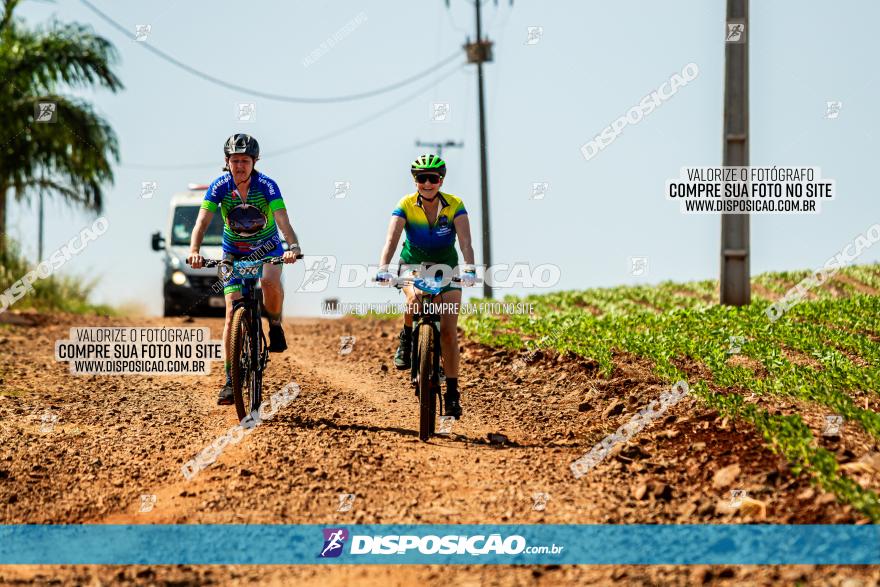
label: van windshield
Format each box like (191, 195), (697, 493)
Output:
(171, 205), (224, 246)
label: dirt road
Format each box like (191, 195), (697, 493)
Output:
(1, 312), (878, 585)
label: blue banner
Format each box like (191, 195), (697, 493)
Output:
(1, 524), (878, 565)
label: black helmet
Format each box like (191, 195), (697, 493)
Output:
(227, 204), (267, 237)
(224, 134), (260, 160)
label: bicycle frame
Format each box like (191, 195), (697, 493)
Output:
(232, 267), (268, 415)
(410, 294), (443, 404)
(394, 271), (463, 414)
(375, 267), (474, 440)
(190, 255), (301, 418)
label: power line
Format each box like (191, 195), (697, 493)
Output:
(415, 140), (464, 158)
(79, 0), (461, 104)
(122, 64), (466, 171)
(267, 65), (464, 157)
(443, 4), (470, 35)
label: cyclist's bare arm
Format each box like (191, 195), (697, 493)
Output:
(453, 214), (476, 266)
(272, 208), (302, 263)
(379, 216), (406, 271)
(188, 208), (214, 268)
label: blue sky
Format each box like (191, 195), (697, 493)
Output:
(9, 0), (879, 316)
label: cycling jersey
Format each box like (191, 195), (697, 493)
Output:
(392, 191), (467, 268)
(219, 236), (282, 295)
(201, 171), (286, 255)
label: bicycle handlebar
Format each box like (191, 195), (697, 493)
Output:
(389, 275), (464, 283)
(374, 274), (482, 287)
(187, 254), (304, 268)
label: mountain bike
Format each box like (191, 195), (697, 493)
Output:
(195, 255), (301, 421)
(380, 270), (470, 442)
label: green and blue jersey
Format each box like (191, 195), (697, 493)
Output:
(201, 172), (286, 255)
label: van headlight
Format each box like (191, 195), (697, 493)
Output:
(171, 270), (188, 286)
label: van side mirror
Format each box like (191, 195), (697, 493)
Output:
(151, 231), (165, 251)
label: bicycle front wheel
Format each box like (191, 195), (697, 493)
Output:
(417, 325), (437, 442)
(230, 305), (255, 422)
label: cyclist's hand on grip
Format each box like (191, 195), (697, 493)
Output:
(460, 270), (477, 287)
(376, 271), (395, 285)
(187, 251), (204, 269)
(282, 250), (299, 264)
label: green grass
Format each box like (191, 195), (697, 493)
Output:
(460, 263), (880, 520)
(0, 238), (116, 316)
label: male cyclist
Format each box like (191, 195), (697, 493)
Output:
(187, 134), (301, 405)
(376, 154), (476, 419)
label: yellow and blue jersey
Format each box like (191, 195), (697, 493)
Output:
(392, 192), (467, 265)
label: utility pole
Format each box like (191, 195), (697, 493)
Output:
(37, 176), (45, 260)
(415, 139), (463, 159)
(445, 0), (510, 298)
(720, 0), (750, 306)
(38, 192), (43, 260)
(466, 1), (495, 298)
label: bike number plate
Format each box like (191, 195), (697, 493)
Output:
(233, 263), (263, 279)
(414, 277), (443, 295)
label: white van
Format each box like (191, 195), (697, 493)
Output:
(151, 184), (229, 316)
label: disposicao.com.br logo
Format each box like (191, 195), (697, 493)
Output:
(317, 527), (563, 558)
(318, 528), (349, 558)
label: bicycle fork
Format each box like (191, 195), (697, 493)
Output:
(253, 301), (268, 413)
(411, 318), (444, 414)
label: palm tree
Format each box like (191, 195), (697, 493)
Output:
(0, 0), (122, 256)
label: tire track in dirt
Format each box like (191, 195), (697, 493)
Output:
(2, 312), (879, 585)
(98, 317), (608, 526)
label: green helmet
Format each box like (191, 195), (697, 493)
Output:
(411, 154), (446, 177)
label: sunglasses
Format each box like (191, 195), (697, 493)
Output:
(415, 174), (441, 184)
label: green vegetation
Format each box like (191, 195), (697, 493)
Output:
(460, 263), (880, 520)
(0, 238), (114, 315)
(0, 0), (122, 254)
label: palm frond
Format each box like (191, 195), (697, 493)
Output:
(1, 20), (122, 93)
(0, 3), (121, 225)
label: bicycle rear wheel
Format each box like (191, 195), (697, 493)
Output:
(230, 305), (255, 422)
(417, 325), (437, 442)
